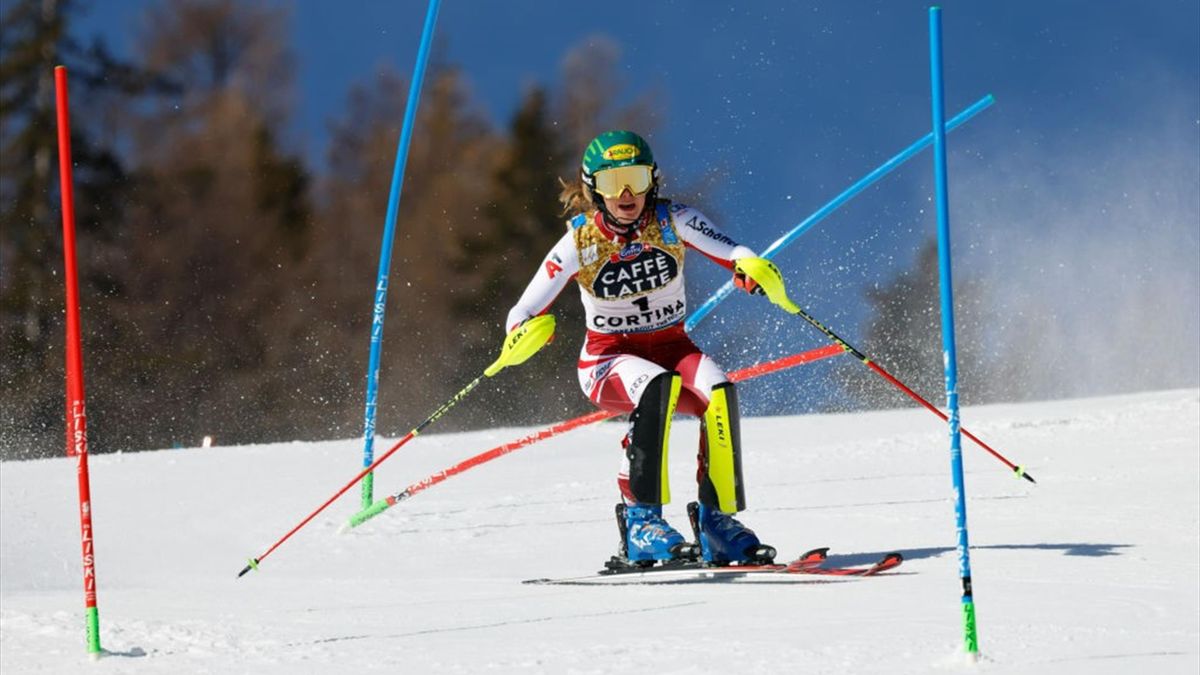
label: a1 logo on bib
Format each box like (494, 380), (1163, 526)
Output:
(592, 244), (679, 299)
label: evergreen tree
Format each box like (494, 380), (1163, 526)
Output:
(456, 87), (564, 310)
(1, 14), (678, 457)
(304, 64), (504, 436)
(102, 0), (313, 450)
(450, 86), (591, 426)
(0, 0), (155, 458)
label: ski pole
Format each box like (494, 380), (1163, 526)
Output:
(735, 258), (1035, 483)
(237, 316), (556, 577)
(345, 344), (846, 530)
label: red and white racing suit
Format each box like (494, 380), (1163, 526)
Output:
(505, 200), (756, 498)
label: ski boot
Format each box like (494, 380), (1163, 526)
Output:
(688, 501), (776, 565)
(605, 503), (698, 571)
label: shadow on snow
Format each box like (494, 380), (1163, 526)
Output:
(832, 542), (1131, 567)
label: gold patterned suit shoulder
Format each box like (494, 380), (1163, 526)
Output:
(572, 210), (686, 299)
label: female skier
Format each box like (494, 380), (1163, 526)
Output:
(504, 130), (790, 567)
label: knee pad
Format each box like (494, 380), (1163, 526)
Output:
(698, 382), (746, 513)
(624, 371), (682, 505)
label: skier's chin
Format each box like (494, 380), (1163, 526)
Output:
(614, 206), (640, 223)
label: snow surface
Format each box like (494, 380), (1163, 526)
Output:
(2, 389), (1198, 674)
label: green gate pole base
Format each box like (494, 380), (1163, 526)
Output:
(361, 472), (375, 511)
(85, 605), (102, 659)
(342, 498), (392, 533)
(962, 600), (980, 657)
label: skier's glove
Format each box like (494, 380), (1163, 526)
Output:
(733, 257), (801, 315)
(733, 269), (764, 296)
(486, 314), (556, 377)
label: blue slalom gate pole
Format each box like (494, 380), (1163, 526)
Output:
(685, 94), (994, 332)
(359, 0), (442, 509)
(929, 6), (979, 658)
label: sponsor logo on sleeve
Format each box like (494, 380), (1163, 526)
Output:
(684, 216), (735, 246)
(544, 252), (564, 279)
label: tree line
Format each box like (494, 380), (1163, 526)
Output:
(2, 0), (1012, 460)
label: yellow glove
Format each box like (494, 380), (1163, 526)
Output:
(485, 314), (556, 377)
(733, 257), (800, 315)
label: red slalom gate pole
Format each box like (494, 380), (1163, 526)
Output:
(344, 343), (847, 529)
(729, 344), (844, 381)
(343, 410), (617, 529)
(55, 65), (103, 659)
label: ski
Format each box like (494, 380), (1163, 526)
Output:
(790, 549), (903, 577)
(522, 548), (902, 586)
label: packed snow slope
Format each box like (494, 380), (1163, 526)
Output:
(2, 389), (1198, 674)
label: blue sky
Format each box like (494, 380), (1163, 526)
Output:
(73, 1), (1200, 408)
(75, 2), (1199, 184)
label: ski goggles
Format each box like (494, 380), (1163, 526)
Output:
(590, 164), (655, 199)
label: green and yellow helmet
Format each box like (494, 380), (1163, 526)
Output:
(581, 130), (655, 177)
(579, 131), (660, 221)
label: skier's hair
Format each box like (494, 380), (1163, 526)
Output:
(558, 176), (596, 217)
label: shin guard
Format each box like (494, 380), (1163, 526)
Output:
(625, 371), (682, 505)
(698, 382), (746, 513)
